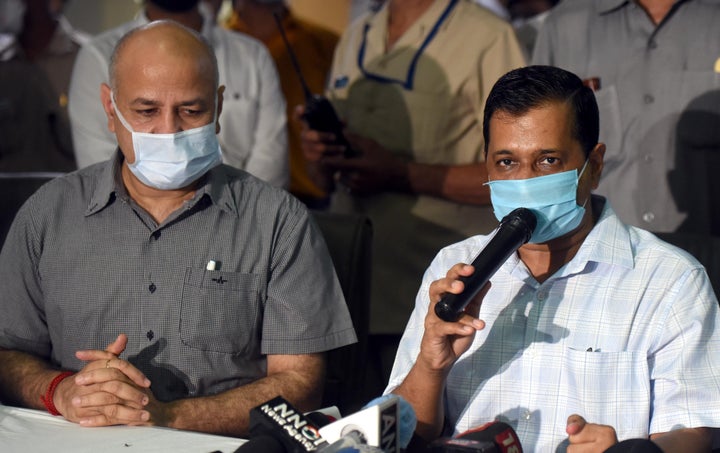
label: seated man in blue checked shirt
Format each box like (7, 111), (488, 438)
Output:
(0, 20), (356, 437)
(385, 65), (720, 452)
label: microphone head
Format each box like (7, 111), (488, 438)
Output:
(457, 421), (523, 453)
(319, 394), (416, 453)
(499, 208), (537, 244)
(248, 396), (328, 452)
(361, 394), (417, 449)
(305, 411), (335, 428)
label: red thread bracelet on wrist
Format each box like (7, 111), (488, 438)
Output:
(40, 371), (74, 416)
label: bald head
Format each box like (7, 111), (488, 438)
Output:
(101, 19), (224, 167)
(109, 20), (219, 94)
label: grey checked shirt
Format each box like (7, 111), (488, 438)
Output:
(0, 155), (356, 401)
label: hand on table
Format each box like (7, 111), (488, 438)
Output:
(54, 334), (153, 426)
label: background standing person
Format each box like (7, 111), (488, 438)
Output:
(532, 0), (720, 235)
(0, 0), (87, 172)
(68, 0), (289, 188)
(226, 0), (338, 208)
(0, 20), (356, 436)
(299, 0), (525, 390)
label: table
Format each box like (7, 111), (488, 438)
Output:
(0, 405), (245, 452)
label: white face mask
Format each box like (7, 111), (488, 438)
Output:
(0, 0), (26, 36)
(111, 91), (223, 190)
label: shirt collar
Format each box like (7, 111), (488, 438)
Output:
(596, 0), (693, 15)
(85, 152), (122, 216)
(46, 15), (89, 55)
(596, 0), (631, 15)
(367, 0), (455, 52)
(506, 196), (635, 285)
(85, 153), (238, 218)
(202, 165), (240, 217)
(226, 9), (300, 38)
(562, 195), (635, 274)
(137, 9), (215, 43)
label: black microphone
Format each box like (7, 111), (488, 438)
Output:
(429, 421), (524, 452)
(246, 396), (329, 452)
(434, 208), (536, 322)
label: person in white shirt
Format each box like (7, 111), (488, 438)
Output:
(68, 0), (288, 188)
(387, 65), (720, 452)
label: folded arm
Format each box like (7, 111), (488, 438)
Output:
(0, 341), (326, 437)
(155, 352), (325, 437)
(297, 108), (490, 205)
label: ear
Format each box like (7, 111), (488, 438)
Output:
(100, 83), (116, 134)
(215, 85), (225, 134)
(588, 142), (605, 190)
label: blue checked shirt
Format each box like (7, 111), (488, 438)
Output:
(386, 197), (720, 452)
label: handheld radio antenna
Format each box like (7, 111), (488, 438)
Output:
(273, 12), (313, 102)
(272, 11), (357, 158)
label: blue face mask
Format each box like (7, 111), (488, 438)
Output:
(111, 92), (222, 190)
(486, 160), (589, 244)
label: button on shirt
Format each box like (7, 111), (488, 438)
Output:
(532, 0), (720, 233)
(0, 155), (356, 402)
(386, 196), (720, 451)
(69, 12), (288, 188)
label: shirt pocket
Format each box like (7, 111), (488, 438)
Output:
(561, 348), (650, 440)
(179, 267), (262, 355)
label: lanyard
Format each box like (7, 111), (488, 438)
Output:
(356, 0), (459, 91)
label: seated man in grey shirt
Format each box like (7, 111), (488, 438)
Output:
(0, 20), (356, 437)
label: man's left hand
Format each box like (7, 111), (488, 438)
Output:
(70, 334), (160, 427)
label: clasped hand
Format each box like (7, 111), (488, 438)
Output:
(53, 334), (158, 427)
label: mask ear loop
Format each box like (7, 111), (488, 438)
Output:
(110, 91), (137, 134)
(577, 158), (591, 208)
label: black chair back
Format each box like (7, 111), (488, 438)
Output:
(311, 210), (373, 414)
(0, 172), (60, 247)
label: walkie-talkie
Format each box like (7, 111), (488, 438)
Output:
(273, 13), (357, 158)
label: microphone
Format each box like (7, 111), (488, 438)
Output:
(429, 421), (524, 452)
(246, 396), (330, 452)
(318, 394), (417, 453)
(319, 433), (384, 452)
(434, 207), (536, 322)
